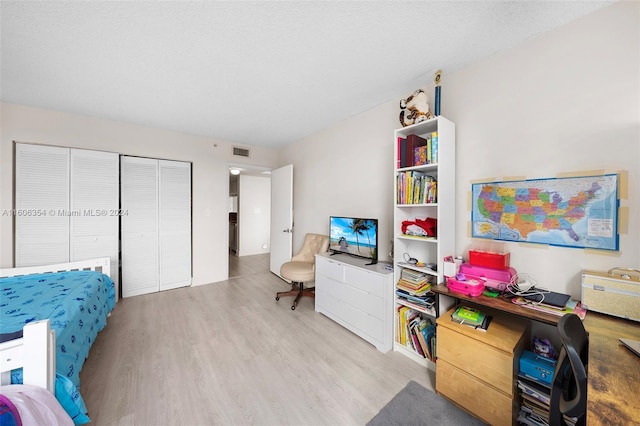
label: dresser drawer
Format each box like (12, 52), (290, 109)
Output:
(344, 265), (384, 297)
(437, 325), (515, 396)
(317, 274), (384, 319)
(316, 257), (344, 282)
(437, 359), (514, 426)
(316, 288), (384, 342)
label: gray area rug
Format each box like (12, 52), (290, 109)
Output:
(367, 381), (487, 426)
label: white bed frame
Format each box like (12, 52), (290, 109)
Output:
(0, 257), (112, 393)
(0, 320), (56, 392)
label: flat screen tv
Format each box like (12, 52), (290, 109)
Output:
(329, 216), (378, 265)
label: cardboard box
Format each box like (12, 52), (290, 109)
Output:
(581, 269), (640, 322)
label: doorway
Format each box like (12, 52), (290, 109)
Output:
(227, 164), (272, 276)
(226, 163), (293, 280)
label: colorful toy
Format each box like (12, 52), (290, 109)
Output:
(399, 89), (433, 127)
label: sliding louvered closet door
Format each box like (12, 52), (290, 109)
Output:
(15, 143), (120, 296)
(121, 156), (191, 297)
(159, 160), (192, 291)
(15, 144), (70, 266)
(120, 156), (159, 297)
(70, 149), (120, 291)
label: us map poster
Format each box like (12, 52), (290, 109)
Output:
(471, 174), (619, 250)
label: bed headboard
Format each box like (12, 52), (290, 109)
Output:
(0, 319), (56, 393)
(0, 257), (111, 279)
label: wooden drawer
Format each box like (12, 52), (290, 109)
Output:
(316, 273), (384, 319)
(437, 359), (514, 426)
(437, 326), (515, 396)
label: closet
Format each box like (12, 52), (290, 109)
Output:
(15, 143), (120, 294)
(120, 156), (191, 297)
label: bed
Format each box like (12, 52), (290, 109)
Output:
(0, 258), (115, 425)
(1, 319), (73, 425)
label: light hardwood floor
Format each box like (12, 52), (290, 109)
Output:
(79, 254), (436, 425)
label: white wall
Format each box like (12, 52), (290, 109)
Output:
(279, 100), (398, 263)
(279, 1), (639, 299)
(0, 103), (279, 286)
(238, 175), (271, 256)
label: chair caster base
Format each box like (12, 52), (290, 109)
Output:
(291, 305), (296, 310)
(275, 296), (280, 301)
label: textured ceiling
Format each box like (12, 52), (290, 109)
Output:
(1, 1), (614, 148)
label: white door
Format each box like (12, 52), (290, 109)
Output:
(70, 149), (120, 296)
(121, 156), (159, 297)
(159, 160), (192, 291)
(15, 144), (70, 267)
(269, 164), (293, 278)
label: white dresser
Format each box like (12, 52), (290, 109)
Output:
(314, 252), (394, 352)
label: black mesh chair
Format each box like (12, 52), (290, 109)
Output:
(549, 313), (588, 426)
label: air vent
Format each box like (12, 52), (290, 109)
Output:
(233, 147), (250, 158)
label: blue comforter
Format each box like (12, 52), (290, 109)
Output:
(1, 270), (115, 423)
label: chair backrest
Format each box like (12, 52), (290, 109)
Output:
(291, 233), (330, 263)
(549, 313), (588, 426)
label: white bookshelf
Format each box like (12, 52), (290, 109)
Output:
(392, 116), (456, 370)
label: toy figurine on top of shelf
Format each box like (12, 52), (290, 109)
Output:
(399, 89), (433, 127)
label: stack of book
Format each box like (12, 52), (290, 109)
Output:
(511, 297), (587, 320)
(517, 376), (578, 426)
(396, 307), (437, 361)
(397, 268), (432, 293)
(517, 377), (551, 426)
(451, 305), (492, 331)
(396, 269), (435, 313)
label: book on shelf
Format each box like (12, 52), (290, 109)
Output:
(405, 134), (428, 168)
(422, 322), (436, 361)
(414, 144), (427, 167)
(452, 314), (493, 332)
(408, 317), (425, 357)
(396, 171), (437, 204)
(431, 132), (438, 163)
(415, 322), (431, 359)
(517, 378), (551, 406)
(396, 289), (435, 309)
(396, 133), (438, 168)
(407, 134), (427, 167)
(397, 306), (420, 346)
(511, 297), (587, 320)
(452, 305), (486, 325)
(397, 137), (406, 169)
(451, 306), (492, 331)
(397, 282), (432, 294)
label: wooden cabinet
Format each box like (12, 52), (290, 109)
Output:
(315, 253), (394, 352)
(436, 307), (529, 425)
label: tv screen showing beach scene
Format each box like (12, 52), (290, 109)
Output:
(329, 216), (378, 262)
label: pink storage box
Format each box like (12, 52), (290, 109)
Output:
(457, 264), (517, 291)
(447, 277), (485, 297)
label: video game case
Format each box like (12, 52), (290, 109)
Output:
(452, 306), (485, 324)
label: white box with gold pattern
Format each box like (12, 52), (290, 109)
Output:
(581, 268), (640, 322)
